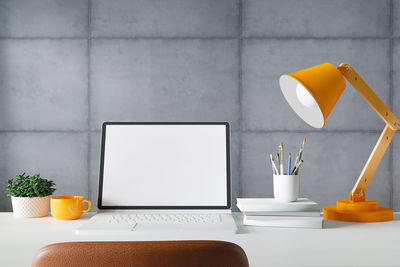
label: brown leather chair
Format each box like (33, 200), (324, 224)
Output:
(32, 240), (249, 267)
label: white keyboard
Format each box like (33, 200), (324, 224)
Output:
(108, 213), (221, 225)
(76, 212), (237, 234)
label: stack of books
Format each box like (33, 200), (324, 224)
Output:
(237, 198), (323, 229)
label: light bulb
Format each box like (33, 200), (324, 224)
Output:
(295, 83), (317, 108)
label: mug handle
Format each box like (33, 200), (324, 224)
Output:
(83, 200), (92, 212)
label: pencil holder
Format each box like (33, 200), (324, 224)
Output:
(273, 174), (299, 202)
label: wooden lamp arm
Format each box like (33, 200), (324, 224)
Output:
(337, 63), (400, 202)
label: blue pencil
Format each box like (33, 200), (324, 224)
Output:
(288, 153), (292, 175)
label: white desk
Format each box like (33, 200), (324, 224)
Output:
(1, 212), (400, 267)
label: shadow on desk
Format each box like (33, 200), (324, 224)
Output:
(324, 213), (400, 229)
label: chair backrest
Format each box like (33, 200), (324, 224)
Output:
(32, 240), (249, 267)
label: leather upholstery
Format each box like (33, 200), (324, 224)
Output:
(32, 240), (249, 267)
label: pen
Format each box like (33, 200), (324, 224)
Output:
(295, 160), (303, 175)
(291, 160), (299, 175)
(296, 160), (303, 174)
(288, 153), (291, 175)
(298, 148), (303, 163)
(291, 160), (303, 175)
(269, 154), (279, 175)
(279, 143), (284, 175)
(294, 155), (299, 167)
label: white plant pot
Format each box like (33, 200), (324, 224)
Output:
(11, 196), (50, 218)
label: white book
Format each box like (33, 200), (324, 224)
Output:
(243, 215), (323, 229)
(237, 198), (320, 212)
(243, 211), (321, 217)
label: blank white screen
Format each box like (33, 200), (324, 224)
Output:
(101, 124), (229, 207)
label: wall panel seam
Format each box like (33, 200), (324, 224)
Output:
(87, 0), (92, 201)
(389, 0), (394, 209)
(238, 0), (243, 199)
(0, 37), (391, 40)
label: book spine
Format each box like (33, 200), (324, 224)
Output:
(243, 212), (321, 217)
(243, 217), (323, 229)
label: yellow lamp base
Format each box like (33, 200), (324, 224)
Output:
(323, 199), (393, 222)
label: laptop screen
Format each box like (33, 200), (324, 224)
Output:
(98, 122), (230, 209)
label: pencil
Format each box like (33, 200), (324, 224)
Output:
(277, 153), (281, 175)
(288, 153), (291, 175)
(296, 137), (306, 164)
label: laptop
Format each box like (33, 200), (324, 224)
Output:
(76, 122), (237, 234)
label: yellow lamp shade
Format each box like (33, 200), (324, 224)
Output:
(279, 63), (346, 128)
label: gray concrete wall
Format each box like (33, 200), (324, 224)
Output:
(0, 0), (398, 211)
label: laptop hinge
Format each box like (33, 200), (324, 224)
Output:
(97, 209), (232, 214)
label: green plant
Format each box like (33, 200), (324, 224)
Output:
(5, 173), (56, 197)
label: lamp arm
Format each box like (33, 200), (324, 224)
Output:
(337, 63), (399, 202)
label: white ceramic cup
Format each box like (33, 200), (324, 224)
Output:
(273, 174), (299, 202)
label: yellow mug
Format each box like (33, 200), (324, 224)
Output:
(51, 196), (91, 220)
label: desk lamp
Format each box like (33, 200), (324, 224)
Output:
(279, 63), (399, 222)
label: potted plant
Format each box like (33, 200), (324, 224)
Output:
(5, 173), (56, 218)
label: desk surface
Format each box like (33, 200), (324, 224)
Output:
(1, 212), (400, 267)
